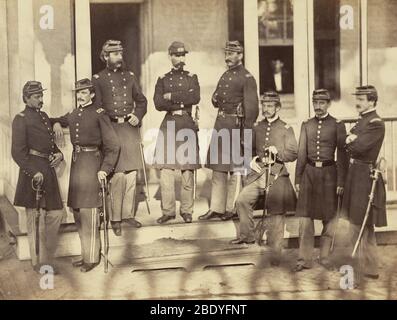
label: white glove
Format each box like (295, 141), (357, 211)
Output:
(250, 156), (262, 173)
(97, 171), (107, 183)
(346, 134), (357, 144)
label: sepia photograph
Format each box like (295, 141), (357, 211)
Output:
(0, 0), (396, 308)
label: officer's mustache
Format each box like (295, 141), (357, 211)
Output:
(175, 62), (185, 68)
(314, 109), (323, 113)
(225, 59), (232, 63)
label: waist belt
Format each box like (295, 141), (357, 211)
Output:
(350, 158), (374, 166)
(169, 110), (192, 116)
(218, 110), (238, 118)
(307, 159), (335, 168)
(73, 145), (99, 153)
(29, 149), (51, 160)
(110, 115), (131, 124)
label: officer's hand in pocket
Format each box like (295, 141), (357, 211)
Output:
(250, 156), (262, 173)
(50, 152), (63, 167)
(33, 172), (44, 185)
(97, 171), (107, 183)
(128, 114), (139, 127)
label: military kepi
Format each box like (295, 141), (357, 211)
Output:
(102, 40), (123, 53)
(73, 78), (94, 91)
(224, 40), (244, 53)
(312, 88), (331, 101)
(260, 91), (280, 103)
(23, 81), (46, 96)
(352, 85), (378, 99)
(168, 41), (188, 55)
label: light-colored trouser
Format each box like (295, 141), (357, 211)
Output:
(26, 208), (63, 267)
(160, 169), (194, 216)
(297, 217), (337, 267)
(350, 223), (379, 278)
(108, 171), (137, 222)
(210, 171), (242, 214)
(236, 179), (285, 261)
(73, 208), (100, 264)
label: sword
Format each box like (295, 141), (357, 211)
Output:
(32, 178), (43, 259)
(352, 157), (386, 257)
(100, 178), (109, 273)
(138, 127), (151, 215)
(330, 194), (342, 253)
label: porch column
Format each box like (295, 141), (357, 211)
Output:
(75, 0), (92, 79)
(293, 0), (314, 121)
(243, 0), (260, 93)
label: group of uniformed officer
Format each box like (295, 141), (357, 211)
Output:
(11, 38), (386, 282)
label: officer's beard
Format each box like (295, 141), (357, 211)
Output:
(107, 59), (125, 70)
(174, 61), (185, 70)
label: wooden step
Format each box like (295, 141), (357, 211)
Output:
(1, 196), (397, 261)
(108, 238), (270, 272)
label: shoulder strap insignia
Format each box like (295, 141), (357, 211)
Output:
(129, 71), (134, 76)
(284, 124), (291, 129)
(188, 72), (195, 77)
(96, 108), (105, 114)
(336, 119), (342, 123)
(17, 112), (25, 117)
(159, 74), (166, 80)
(370, 118), (382, 123)
(93, 74), (99, 79)
(245, 73), (253, 78)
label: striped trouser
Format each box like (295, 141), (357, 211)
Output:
(73, 208), (101, 263)
(26, 208), (63, 267)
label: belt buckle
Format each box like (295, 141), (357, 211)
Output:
(173, 110), (183, 116)
(350, 158), (355, 164)
(315, 161), (323, 168)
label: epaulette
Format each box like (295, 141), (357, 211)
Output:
(17, 112), (25, 117)
(187, 72), (195, 77)
(336, 119), (342, 123)
(245, 73), (253, 78)
(159, 74), (166, 80)
(129, 71), (134, 76)
(370, 118), (382, 123)
(284, 124), (291, 129)
(93, 74), (99, 79)
(96, 108), (105, 114)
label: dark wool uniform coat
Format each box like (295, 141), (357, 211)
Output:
(51, 104), (120, 208)
(152, 68), (201, 170)
(247, 117), (298, 214)
(205, 64), (259, 172)
(342, 110), (387, 227)
(295, 114), (348, 221)
(92, 67), (147, 172)
(12, 106), (63, 210)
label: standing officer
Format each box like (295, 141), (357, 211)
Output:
(343, 85), (386, 282)
(199, 41), (259, 221)
(92, 40), (148, 235)
(153, 41), (201, 224)
(52, 79), (120, 272)
(12, 81), (64, 273)
(232, 92), (297, 266)
(293, 89), (348, 272)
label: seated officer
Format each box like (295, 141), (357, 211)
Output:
(232, 91), (298, 266)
